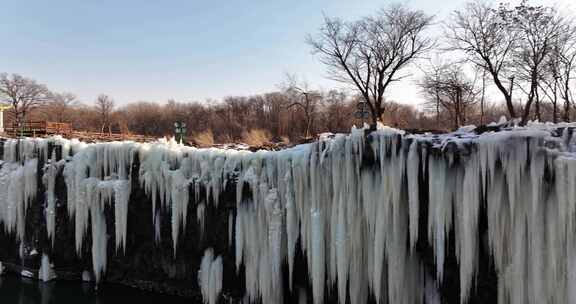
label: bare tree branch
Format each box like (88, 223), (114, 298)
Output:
(0, 73), (51, 127)
(308, 4), (434, 128)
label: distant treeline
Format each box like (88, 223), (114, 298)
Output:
(0, 73), (515, 145)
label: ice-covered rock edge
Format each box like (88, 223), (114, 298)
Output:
(1, 122), (576, 304)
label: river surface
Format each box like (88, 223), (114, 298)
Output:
(0, 274), (193, 304)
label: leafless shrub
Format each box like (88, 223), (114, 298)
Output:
(193, 129), (215, 147)
(242, 129), (271, 146)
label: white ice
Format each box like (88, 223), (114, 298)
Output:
(2, 123), (576, 304)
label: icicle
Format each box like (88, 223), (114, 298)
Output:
(170, 168), (190, 253)
(82, 270), (92, 282)
(197, 202), (206, 238)
(3, 124), (576, 304)
(43, 152), (59, 247)
(299, 288), (307, 304)
(235, 205), (244, 272)
(428, 156), (452, 282)
(407, 139), (420, 251)
(38, 254), (56, 282)
(91, 187), (108, 283)
(285, 170), (298, 292)
(154, 211), (161, 243)
(310, 207), (325, 304)
(425, 273), (441, 304)
(199, 248), (223, 304)
(457, 156), (480, 303)
(0, 158), (38, 242)
(265, 188), (284, 304)
(210, 256), (223, 304)
(112, 180), (131, 252)
(199, 248), (214, 303)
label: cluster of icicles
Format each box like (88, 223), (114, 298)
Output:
(1, 123), (576, 304)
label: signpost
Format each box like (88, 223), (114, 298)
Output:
(174, 121), (187, 144)
(0, 104), (12, 134)
(354, 102), (370, 125)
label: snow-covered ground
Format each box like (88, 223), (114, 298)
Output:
(1, 122), (576, 304)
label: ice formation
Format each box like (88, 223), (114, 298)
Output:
(197, 202), (206, 238)
(38, 254), (56, 282)
(21, 270), (33, 278)
(82, 270), (92, 282)
(43, 151), (63, 247)
(1, 123), (576, 303)
(199, 248), (223, 304)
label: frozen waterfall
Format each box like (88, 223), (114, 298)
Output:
(1, 123), (576, 303)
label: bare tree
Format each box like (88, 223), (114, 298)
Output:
(420, 63), (479, 129)
(319, 89), (353, 133)
(45, 92), (77, 122)
(448, 1), (518, 120)
(501, 1), (566, 124)
(549, 17), (576, 121)
(419, 60), (444, 124)
(381, 101), (421, 129)
(95, 94), (115, 133)
(478, 67), (487, 125)
(283, 74), (321, 138)
(539, 56), (562, 123)
(263, 92), (288, 138)
(307, 4), (434, 129)
(0, 73), (51, 128)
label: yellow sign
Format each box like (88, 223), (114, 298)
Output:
(0, 104), (8, 133)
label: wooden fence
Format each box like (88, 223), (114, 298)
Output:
(4, 121), (157, 142)
(5, 121), (72, 137)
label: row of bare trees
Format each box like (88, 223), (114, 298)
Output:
(112, 87), (360, 142)
(0, 70), (523, 143)
(0, 73), (117, 134)
(446, 0), (576, 125)
(0, 72), (360, 142)
(308, 0), (576, 128)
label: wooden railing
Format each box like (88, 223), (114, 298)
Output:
(5, 121), (72, 137)
(70, 131), (157, 142)
(4, 121), (157, 142)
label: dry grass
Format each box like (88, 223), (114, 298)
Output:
(193, 129), (214, 147)
(242, 129), (271, 146)
(280, 136), (291, 145)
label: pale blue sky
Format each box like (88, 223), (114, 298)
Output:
(1, 0), (573, 105)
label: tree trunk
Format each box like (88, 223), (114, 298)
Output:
(491, 71), (516, 119)
(436, 90), (440, 124)
(520, 75), (538, 126)
(552, 80), (558, 123)
(563, 79), (571, 122)
(481, 71), (486, 125)
(534, 86), (541, 122)
(367, 97), (378, 130)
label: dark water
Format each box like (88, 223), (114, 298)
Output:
(0, 274), (193, 304)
